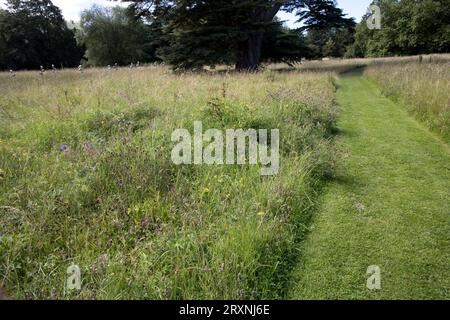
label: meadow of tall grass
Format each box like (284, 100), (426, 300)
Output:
(364, 58), (450, 140)
(0, 66), (338, 299)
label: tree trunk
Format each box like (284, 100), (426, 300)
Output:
(235, 2), (284, 71)
(236, 32), (264, 71)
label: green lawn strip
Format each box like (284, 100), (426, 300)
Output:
(289, 73), (450, 299)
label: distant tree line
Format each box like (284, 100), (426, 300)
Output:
(0, 0), (448, 71)
(0, 0), (83, 70)
(76, 5), (161, 66)
(0, 0), (353, 70)
(347, 0), (450, 58)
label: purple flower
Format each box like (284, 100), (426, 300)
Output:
(83, 142), (92, 150)
(60, 144), (68, 152)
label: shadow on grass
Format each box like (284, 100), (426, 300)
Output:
(336, 127), (359, 138)
(271, 170), (366, 298)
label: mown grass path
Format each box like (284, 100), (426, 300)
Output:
(289, 72), (450, 299)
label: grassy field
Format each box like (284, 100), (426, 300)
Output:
(289, 72), (450, 299)
(295, 54), (450, 140)
(0, 66), (338, 299)
(364, 59), (450, 141)
(1, 56), (449, 300)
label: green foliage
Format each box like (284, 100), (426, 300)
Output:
(128, 0), (354, 70)
(0, 0), (83, 70)
(296, 0), (355, 32)
(297, 0), (356, 59)
(306, 26), (355, 58)
(262, 22), (310, 63)
(77, 6), (160, 66)
(350, 0), (450, 58)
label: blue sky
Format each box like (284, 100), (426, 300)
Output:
(279, 0), (373, 26)
(1, 0), (373, 24)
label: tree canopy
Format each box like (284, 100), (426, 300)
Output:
(349, 0), (450, 58)
(124, 0), (353, 70)
(0, 0), (83, 70)
(262, 21), (311, 64)
(1, 0), (447, 71)
(77, 5), (161, 66)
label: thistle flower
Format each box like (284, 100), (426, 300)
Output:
(354, 203), (366, 212)
(83, 142), (97, 155)
(91, 253), (109, 272)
